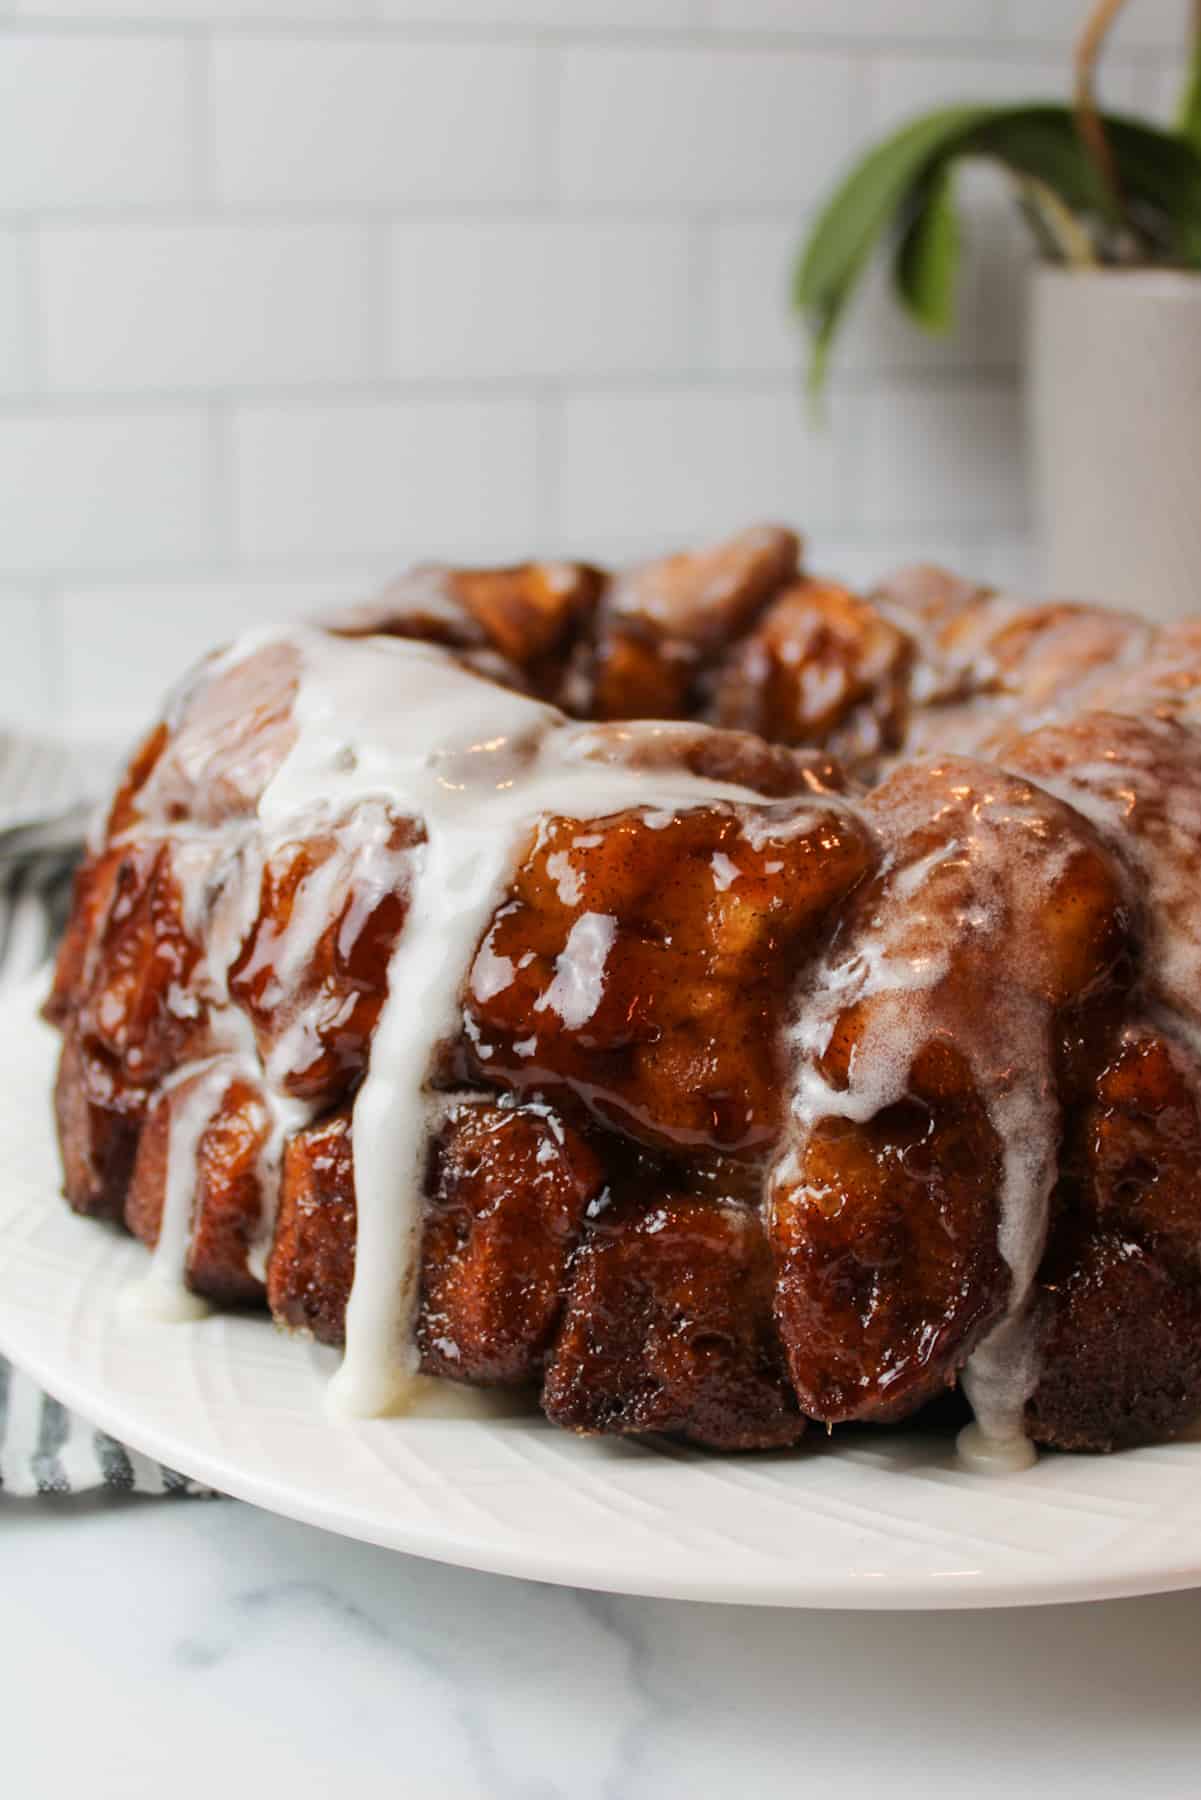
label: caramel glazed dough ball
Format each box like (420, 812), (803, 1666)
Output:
(45, 523), (1201, 1459)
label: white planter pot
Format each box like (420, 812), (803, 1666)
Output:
(1026, 264), (1201, 621)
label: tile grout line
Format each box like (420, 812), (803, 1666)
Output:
(0, 16), (1176, 57)
(0, 527), (1034, 588)
(0, 367), (1024, 415)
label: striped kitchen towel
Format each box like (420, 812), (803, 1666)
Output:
(0, 804), (215, 1498)
(0, 1356), (211, 1497)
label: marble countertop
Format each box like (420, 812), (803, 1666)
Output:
(4, 1494), (1200, 1798)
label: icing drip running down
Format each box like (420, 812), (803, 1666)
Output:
(772, 759), (1124, 1470)
(60, 553), (1201, 1472)
(122, 1059), (235, 1322)
(116, 627), (1087, 1458)
(149, 629), (815, 1417)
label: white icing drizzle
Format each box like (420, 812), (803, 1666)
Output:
(776, 766), (1080, 1471)
(955, 1419), (1037, 1474)
(123, 1058), (238, 1322)
(535, 913), (617, 1031)
(197, 628), (825, 1417)
(246, 1089), (315, 1284)
(109, 603), (1201, 1467)
(1013, 721), (1201, 1035)
(117, 830), (293, 1316)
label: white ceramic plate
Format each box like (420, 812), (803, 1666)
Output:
(6, 981), (1201, 1610)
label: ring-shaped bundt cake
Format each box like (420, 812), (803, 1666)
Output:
(45, 526), (1201, 1465)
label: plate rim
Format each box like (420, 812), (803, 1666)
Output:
(7, 1313), (1201, 1612)
(9, 977), (1201, 1611)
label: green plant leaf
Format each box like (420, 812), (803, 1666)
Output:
(1103, 113), (1201, 263)
(960, 110), (1201, 260)
(894, 164), (961, 333)
(1179, 21), (1201, 155)
(794, 102), (1201, 393)
(793, 104), (995, 395)
(967, 109), (1112, 218)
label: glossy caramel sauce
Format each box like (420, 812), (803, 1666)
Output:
(46, 527), (1201, 1462)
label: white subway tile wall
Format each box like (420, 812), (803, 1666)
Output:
(232, 394), (542, 557)
(0, 38), (200, 213)
(0, 593), (53, 731)
(853, 385), (1028, 534)
(386, 221), (695, 379)
(556, 47), (856, 212)
(41, 225), (375, 391)
(211, 42), (543, 209)
(0, 0), (1186, 732)
(0, 411), (218, 572)
(0, 234), (33, 395)
(557, 383), (846, 545)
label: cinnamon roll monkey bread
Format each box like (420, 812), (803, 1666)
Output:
(46, 526), (1201, 1467)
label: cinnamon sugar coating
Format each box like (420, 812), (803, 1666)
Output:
(576, 524), (800, 721)
(464, 801), (873, 1157)
(1027, 1028), (1201, 1450)
(227, 805), (421, 1107)
(127, 1068), (271, 1307)
(45, 524), (1201, 1454)
(543, 1194), (805, 1451)
(714, 577), (913, 768)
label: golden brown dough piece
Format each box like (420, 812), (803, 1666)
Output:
(45, 847), (133, 1030)
(465, 799), (874, 1157)
(1027, 1028), (1201, 1451)
(1026, 1234), (1201, 1453)
(771, 757), (1132, 1425)
(543, 1194), (804, 1450)
(1077, 616), (1201, 724)
(268, 1097), (604, 1386)
(871, 562), (989, 636)
(48, 839), (215, 1220)
(576, 524), (800, 720)
(109, 637), (303, 832)
(70, 841), (214, 1086)
(333, 560), (603, 697)
(268, 1105), (356, 1343)
(228, 806), (420, 1109)
(903, 597), (1151, 759)
(773, 1040), (1008, 1423)
(419, 1102), (604, 1384)
(562, 717), (848, 800)
(54, 1028), (148, 1221)
(1004, 710), (1201, 1033)
(43, 523), (1201, 1458)
(714, 577), (912, 766)
(126, 1067), (271, 1306)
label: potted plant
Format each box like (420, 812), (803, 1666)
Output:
(796, 0), (1201, 620)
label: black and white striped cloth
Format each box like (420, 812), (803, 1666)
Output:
(0, 757), (214, 1500)
(0, 1356), (211, 1498)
